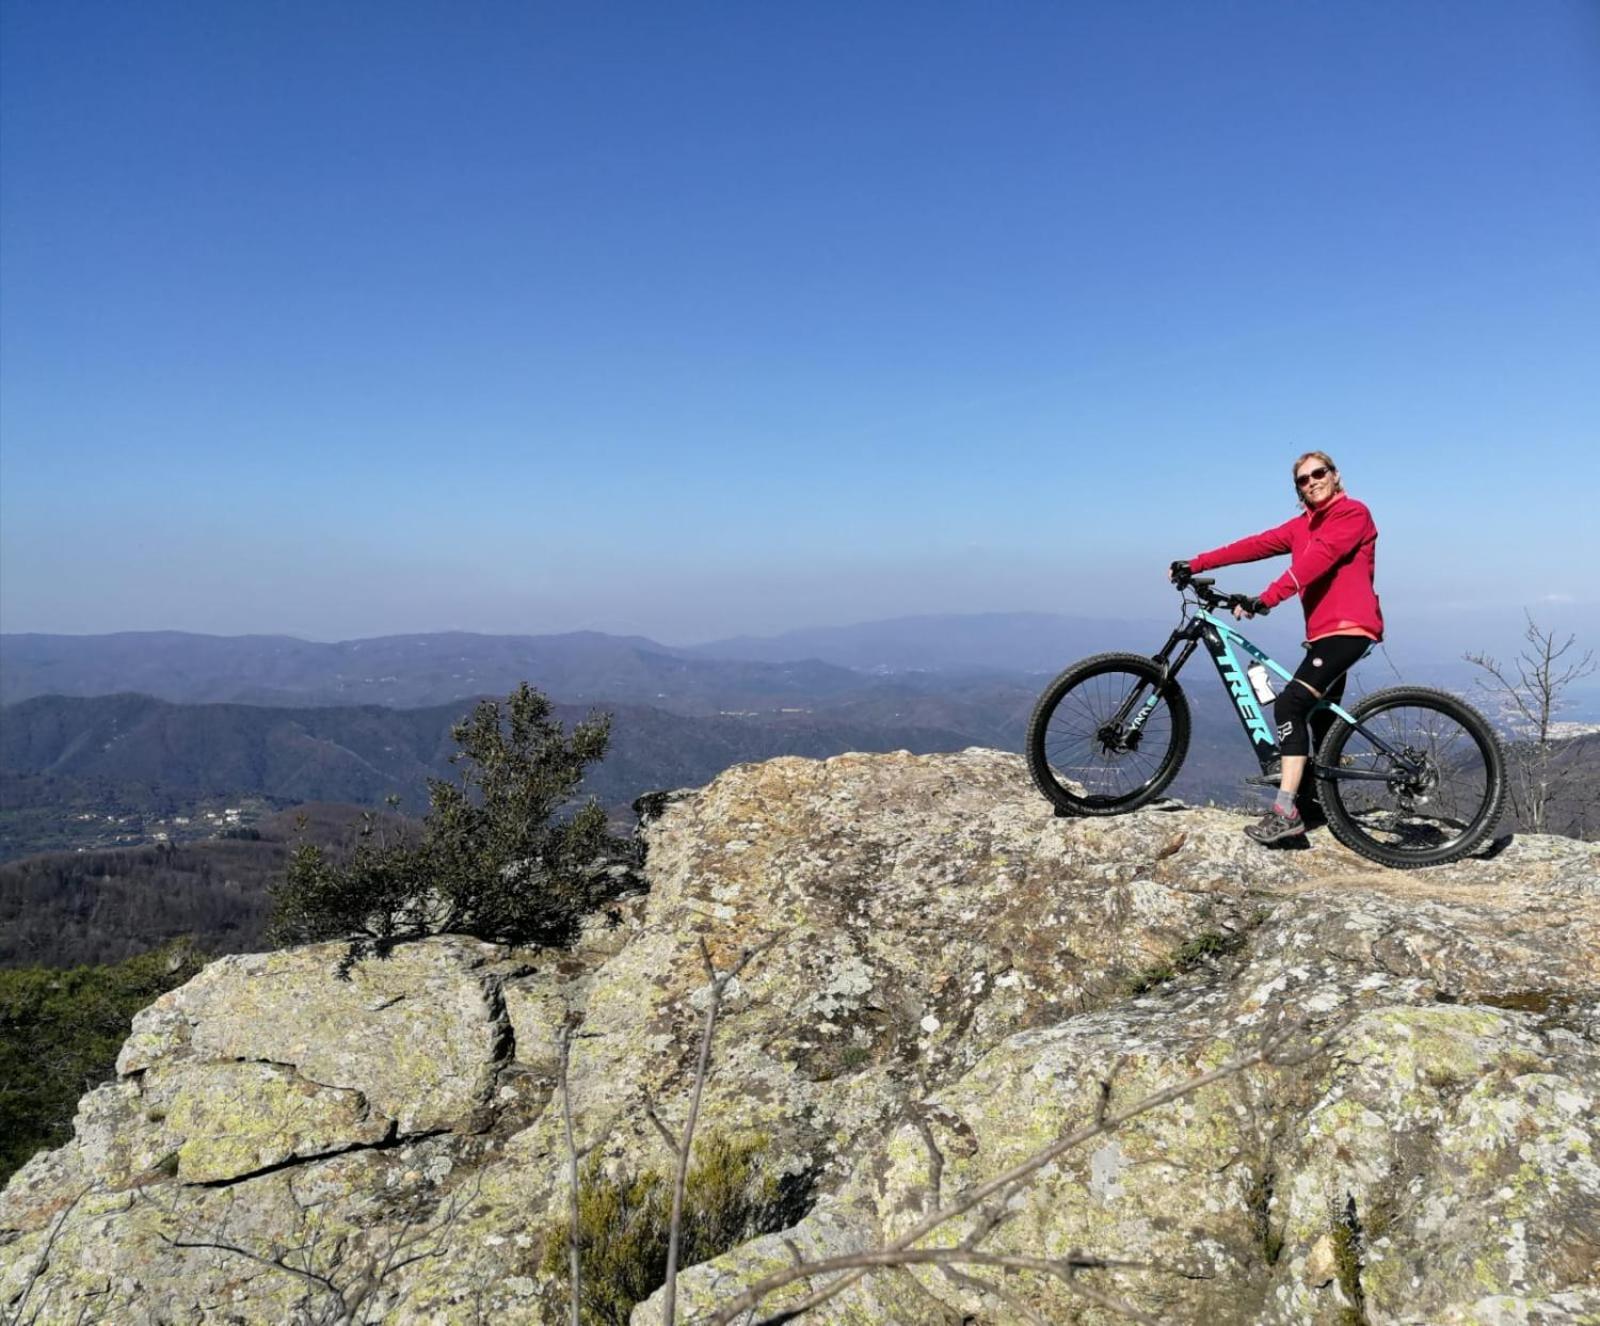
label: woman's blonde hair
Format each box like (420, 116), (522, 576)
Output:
(1293, 450), (1343, 508)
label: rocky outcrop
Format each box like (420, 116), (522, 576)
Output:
(3, 749), (1597, 1324)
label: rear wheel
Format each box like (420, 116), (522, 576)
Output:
(1316, 686), (1505, 868)
(1026, 652), (1191, 815)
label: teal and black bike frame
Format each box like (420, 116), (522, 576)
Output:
(1121, 607), (1422, 783)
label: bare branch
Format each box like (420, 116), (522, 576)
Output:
(940, 1264), (1054, 1326)
(743, 1249), (1163, 1326)
(908, 1107), (945, 1208)
(559, 1024), (583, 1326)
(1026, 1270), (1165, 1326)
(350, 1184), (478, 1325)
(1464, 651), (1541, 735)
(955, 1200), (1011, 1252)
(160, 1232), (344, 1299)
(1466, 612), (1596, 835)
(704, 1028), (1304, 1326)
(661, 935), (779, 1326)
(642, 1090), (683, 1158)
(1094, 1077), (1114, 1125)
(5, 1184), (94, 1326)
(136, 1168), (473, 1326)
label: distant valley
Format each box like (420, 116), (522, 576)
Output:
(0, 628), (865, 711)
(0, 803), (388, 967)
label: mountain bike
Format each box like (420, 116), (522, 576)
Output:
(1025, 575), (1506, 869)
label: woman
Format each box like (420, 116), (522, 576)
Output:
(1170, 451), (1383, 844)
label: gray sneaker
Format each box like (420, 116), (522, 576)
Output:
(1244, 808), (1306, 845)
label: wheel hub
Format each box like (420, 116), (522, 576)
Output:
(1389, 749), (1439, 803)
(1096, 722), (1139, 755)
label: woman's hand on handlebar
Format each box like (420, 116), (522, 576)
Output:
(1168, 560), (1191, 585)
(1230, 595), (1269, 620)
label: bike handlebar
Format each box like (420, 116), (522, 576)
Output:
(1173, 573), (1270, 616)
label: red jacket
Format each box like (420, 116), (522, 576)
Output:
(1190, 493), (1383, 641)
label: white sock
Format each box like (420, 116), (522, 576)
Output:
(1274, 788), (1298, 817)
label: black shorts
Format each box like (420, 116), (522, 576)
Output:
(1291, 635), (1371, 697)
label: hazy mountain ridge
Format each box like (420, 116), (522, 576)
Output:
(681, 611), (1171, 673)
(0, 630), (863, 711)
(8, 619), (1584, 717)
(1, 617), (1174, 711)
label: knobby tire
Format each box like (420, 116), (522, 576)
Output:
(1315, 685), (1506, 869)
(1026, 652), (1191, 815)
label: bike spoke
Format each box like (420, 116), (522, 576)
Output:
(1329, 700), (1493, 854)
(1040, 669), (1175, 803)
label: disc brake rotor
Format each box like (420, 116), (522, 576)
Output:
(1388, 749), (1439, 804)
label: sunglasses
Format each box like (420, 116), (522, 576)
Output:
(1295, 465), (1333, 488)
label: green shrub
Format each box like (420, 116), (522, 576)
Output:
(1124, 926), (1253, 995)
(541, 1133), (787, 1326)
(0, 940), (206, 1184)
(270, 683), (630, 966)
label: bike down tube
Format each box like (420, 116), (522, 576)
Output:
(1196, 611), (1281, 774)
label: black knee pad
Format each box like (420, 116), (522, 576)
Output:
(1274, 682), (1319, 757)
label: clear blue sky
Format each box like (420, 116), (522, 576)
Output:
(2, 1), (1596, 654)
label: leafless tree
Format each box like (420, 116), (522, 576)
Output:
(1466, 612), (1597, 834)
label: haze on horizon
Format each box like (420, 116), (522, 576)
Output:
(2, 3), (1596, 650)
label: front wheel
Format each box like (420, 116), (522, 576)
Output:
(1027, 652), (1191, 815)
(1316, 686), (1506, 869)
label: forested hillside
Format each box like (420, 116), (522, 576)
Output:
(0, 804), (398, 967)
(0, 941), (209, 1182)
